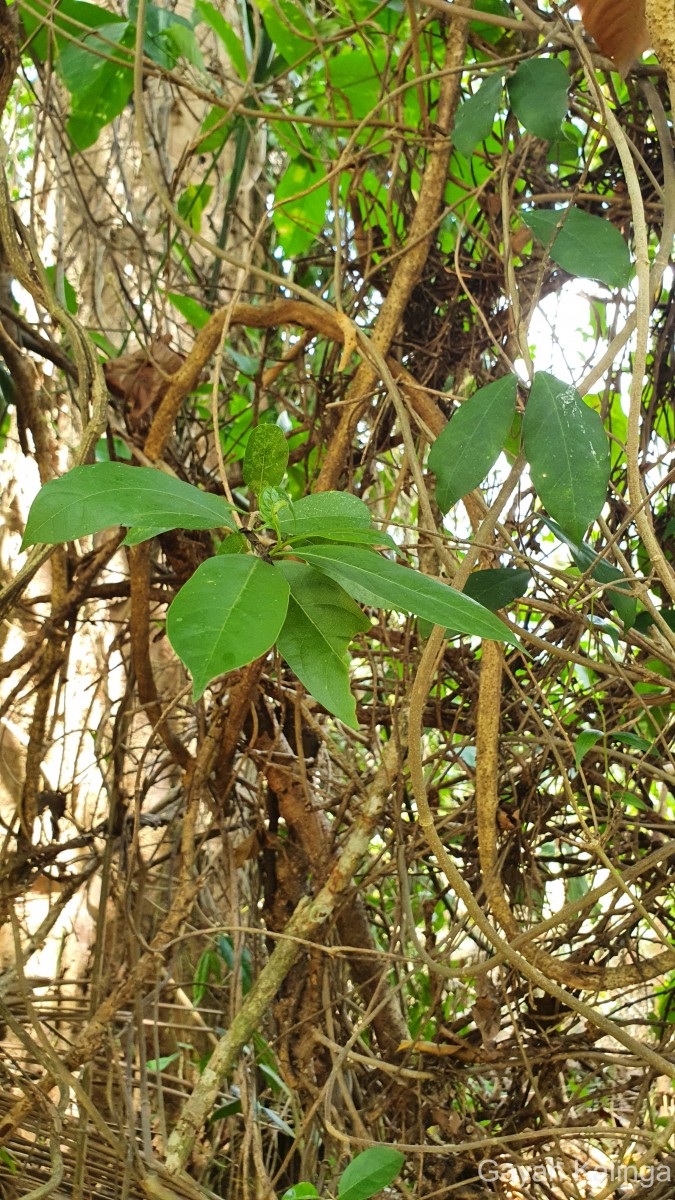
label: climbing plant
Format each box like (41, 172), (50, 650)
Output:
(0, 0), (674, 1197)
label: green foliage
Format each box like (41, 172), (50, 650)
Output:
(507, 58), (569, 142)
(194, 934), (253, 1005)
(523, 206), (633, 288)
(574, 728), (603, 768)
(337, 1147), (405, 1200)
(44, 264), (78, 314)
(243, 423), (289, 494)
(543, 518), (637, 628)
(95, 437), (133, 462)
(23, 434), (518, 721)
(453, 74), (503, 159)
(463, 567), (530, 610)
(216, 934), (253, 993)
(634, 608), (675, 634)
(19, 0), (200, 148)
(277, 492), (371, 538)
(279, 1147), (404, 1200)
(166, 555), (291, 698)
(59, 21), (136, 150)
(8, 0), (673, 1183)
(146, 1052), (181, 1071)
(651, 975), (675, 1027)
(21, 462), (237, 548)
(292, 544), (519, 644)
(177, 183), (213, 234)
(274, 159), (330, 257)
(193, 948), (222, 1004)
(20, 0), (121, 62)
(470, 0), (512, 43)
(327, 47), (391, 120)
(575, 728), (656, 771)
(195, 0), (247, 79)
(429, 369), (613, 549)
(162, 23), (204, 70)
(428, 376), (517, 512)
(522, 373), (611, 543)
(0, 1149), (17, 1174)
(217, 531), (248, 555)
(276, 562), (370, 727)
(168, 293), (211, 330)
(255, 0), (314, 65)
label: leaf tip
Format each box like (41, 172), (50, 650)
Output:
(340, 710), (360, 731)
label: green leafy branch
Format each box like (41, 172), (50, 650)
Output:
(22, 424), (518, 729)
(280, 1146), (405, 1200)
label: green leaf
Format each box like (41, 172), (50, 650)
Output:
(470, 0), (512, 42)
(463, 568), (530, 610)
(259, 486), (291, 528)
(128, 0), (194, 69)
(0, 1148), (17, 1174)
(166, 556), (290, 698)
(168, 292), (211, 329)
(163, 23), (205, 69)
(58, 22), (135, 149)
(337, 1147), (405, 1200)
(291, 528), (398, 549)
(613, 732), (653, 754)
(211, 1099), (243, 1120)
(258, 1105), (295, 1137)
(418, 569), (529, 634)
(277, 491), (372, 538)
(289, 545), (520, 646)
(274, 159), (329, 257)
(146, 1053), (180, 1071)
(523, 373), (610, 543)
(276, 562), (370, 727)
(453, 74), (503, 159)
(177, 182), (213, 233)
(428, 376), (517, 513)
(226, 346), (259, 375)
(22, 463), (236, 549)
(44, 264), (78, 314)
(276, 490), (395, 547)
(634, 609), (675, 635)
(195, 0), (247, 79)
(542, 518), (636, 629)
(216, 934), (253, 992)
(507, 58), (569, 142)
(95, 436), (133, 463)
(575, 728), (603, 769)
(327, 47), (389, 121)
(20, 0), (121, 61)
(193, 949), (222, 1004)
(256, 0), (314, 64)
(280, 1187), (320, 1200)
(257, 1060), (291, 1096)
(195, 106), (233, 154)
(522, 207), (632, 289)
(243, 424), (289, 494)
(88, 331), (118, 357)
(567, 875), (590, 903)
